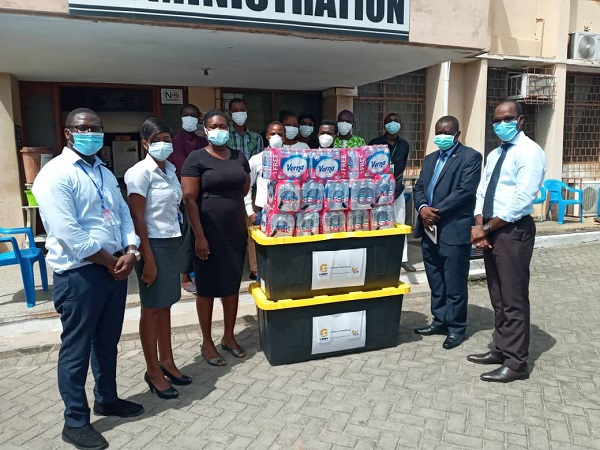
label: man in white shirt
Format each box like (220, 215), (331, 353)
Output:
(32, 108), (143, 450)
(245, 121), (285, 279)
(469, 100), (546, 383)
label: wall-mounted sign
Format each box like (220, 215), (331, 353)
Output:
(161, 88), (184, 104)
(69, 0), (409, 40)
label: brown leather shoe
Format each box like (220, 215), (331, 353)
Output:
(480, 366), (529, 383)
(467, 351), (504, 365)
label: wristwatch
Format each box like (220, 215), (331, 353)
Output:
(127, 249), (141, 262)
(482, 223), (491, 234)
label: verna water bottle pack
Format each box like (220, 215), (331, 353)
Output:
(295, 211), (320, 236)
(262, 148), (310, 181)
(321, 210), (347, 234)
(346, 210), (371, 232)
(261, 208), (295, 237)
(371, 205), (394, 230)
(324, 180), (349, 210)
(310, 149), (348, 182)
(348, 179), (375, 210)
(373, 174), (395, 206)
(268, 179), (302, 212)
(301, 180), (325, 212)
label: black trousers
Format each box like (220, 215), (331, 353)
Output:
(422, 237), (471, 335)
(53, 264), (127, 427)
(483, 215), (535, 371)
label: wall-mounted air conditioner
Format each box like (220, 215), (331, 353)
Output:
(582, 182), (600, 216)
(507, 73), (555, 101)
(569, 32), (600, 61)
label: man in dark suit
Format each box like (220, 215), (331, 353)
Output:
(413, 116), (482, 349)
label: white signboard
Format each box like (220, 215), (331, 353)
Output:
(311, 248), (366, 290)
(312, 310), (366, 355)
(69, 0), (410, 40)
(161, 88), (184, 105)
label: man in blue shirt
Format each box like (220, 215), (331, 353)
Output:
(469, 100), (546, 383)
(413, 116), (482, 350)
(33, 108), (143, 450)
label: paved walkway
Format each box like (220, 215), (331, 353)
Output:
(1, 242), (600, 449)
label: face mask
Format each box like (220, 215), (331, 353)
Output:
(433, 134), (456, 151)
(269, 134), (283, 149)
(338, 121), (353, 136)
(181, 116), (198, 132)
(231, 111), (248, 127)
(206, 128), (230, 146)
(385, 121), (401, 134)
(493, 120), (519, 142)
(299, 125), (314, 138)
(285, 126), (299, 140)
(147, 142), (173, 161)
(318, 134), (334, 148)
(72, 132), (104, 156)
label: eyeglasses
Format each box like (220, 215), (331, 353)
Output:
(492, 115), (518, 125)
(68, 125), (104, 133)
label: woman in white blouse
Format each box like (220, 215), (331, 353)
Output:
(125, 118), (191, 400)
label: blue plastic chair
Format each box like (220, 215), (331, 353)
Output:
(0, 227), (48, 307)
(543, 179), (583, 225)
(533, 186), (547, 222)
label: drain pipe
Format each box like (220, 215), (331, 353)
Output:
(443, 61), (451, 116)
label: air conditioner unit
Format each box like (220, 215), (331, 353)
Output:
(569, 32), (600, 61)
(582, 182), (600, 216)
(507, 73), (555, 101)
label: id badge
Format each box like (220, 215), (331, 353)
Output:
(390, 163), (395, 173)
(102, 209), (116, 226)
(177, 210), (184, 224)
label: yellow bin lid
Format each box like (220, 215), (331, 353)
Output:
(250, 224), (412, 246)
(250, 282), (411, 310)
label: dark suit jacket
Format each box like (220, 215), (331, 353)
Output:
(413, 143), (482, 245)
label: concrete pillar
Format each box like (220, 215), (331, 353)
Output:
(425, 64), (444, 155)
(321, 88), (356, 120)
(462, 59), (489, 155)
(536, 63), (567, 180)
(0, 73), (24, 236)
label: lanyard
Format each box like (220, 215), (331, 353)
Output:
(77, 162), (106, 209)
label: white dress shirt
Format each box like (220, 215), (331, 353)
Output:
(475, 132), (546, 222)
(124, 155), (182, 239)
(32, 147), (140, 273)
(244, 151), (269, 217)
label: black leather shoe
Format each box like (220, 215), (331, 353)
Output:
(161, 366), (192, 386)
(480, 366), (529, 383)
(443, 334), (464, 349)
(93, 398), (144, 417)
(467, 351), (505, 365)
(414, 325), (447, 336)
(62, 424), (108, 450)
(402, 262), (416, 272)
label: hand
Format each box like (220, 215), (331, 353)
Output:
(112, 254), (136, 280)
(420, 206), (440, 224)
(195, 237), (210, 260)
(473, 235), (492, 250)
(471, 225), (487, 243)
(422, 218), (436, 228)
(249, 213), (257, 224)
(141, 259), (157, 287)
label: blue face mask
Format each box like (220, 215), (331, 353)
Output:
(148, 142), (173, 161)
(433, 134), (456, 151)
(385, 121), (401, 134)
(493, 120), (519, 142)
(206, 129), (230, 146)
(72, 132), (104, 156)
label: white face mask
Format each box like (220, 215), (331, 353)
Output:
(299, 125), (314, 138)
(338, 121), (353, 136)
(181, 116), (199, 132)
(318, 134), (334, 148)
(268, 134), (283, 149)
(231, 111), (248, 126)
(285, 126), (299, 140)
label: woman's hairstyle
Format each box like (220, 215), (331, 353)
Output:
(204, 109), (229, 124)
(140, 117), (172, 143)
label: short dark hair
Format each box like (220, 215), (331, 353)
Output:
(384, 112), (399, 122)
(180, 103), (200, 116)
(65, 108), (100, 127)
(228, 97), (246, 110)
(204, 108), (229, 124)
(319, 119), (338, 134)
(499, 99), (524, 116)
(299, 113), (316, 123)
(279, 110), (297, 123)
(267, 121), (284, 129)
(437, 115), (460, 134)
(140, 117), (172, 143)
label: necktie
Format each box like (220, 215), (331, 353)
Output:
(426, 151), (449, 205)
(482, 143), (512, 221)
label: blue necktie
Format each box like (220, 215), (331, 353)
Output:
(482, 143), (512, 221)
(427, 151), (449, 205)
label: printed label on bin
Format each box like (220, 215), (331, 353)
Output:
(311, 248), (366, 290)
(311, 311), (366, 355)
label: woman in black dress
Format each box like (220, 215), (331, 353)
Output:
(181, 110), (250, 366)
